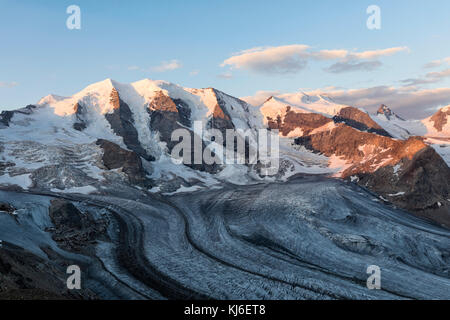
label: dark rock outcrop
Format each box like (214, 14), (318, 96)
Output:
(148, 91), (187, 152)
(105, 89), (154, 161)
(172, 98), (192, 127)
(0, 203), (15, 214)
(0, 111), (14, 127)
(207, 89), (235, 133)
(148, 91), (221, 173)
(48, 199), (108, 252)
(96, 139), (151, 187)
(0, 105), (36, 128)
(357, 147), (450, 227)
(73, 102), (87, 131)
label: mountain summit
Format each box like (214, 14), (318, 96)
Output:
(376, 104), (405, 121)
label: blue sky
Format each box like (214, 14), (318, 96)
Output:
(1, 0), (450, 117)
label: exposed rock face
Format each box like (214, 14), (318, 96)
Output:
(0, 203), (15, 214)
(105, 89), (154, 161)
(72, 122), (86, 131)
(267, 109), (332, 137)
(96, 139), (151, 187)
(0, 111), (14, 128)
(430, 106), (450, 132)
(207, 89), (235, 133)
(73, 102), (87, 131)
(294, 124), (449, 224)
(333, 107), (391, 137)
(48, 199), (108, 252)
(148, 91), (189, 151)
(0, 105), (36, 128)
(356, 147), (450, 227)
(263, 104), (390, 138)
(172, 99), (192, 127)
(295, 124), (426, 174)
(148, 91), (221, 174)
(207, 104), (234, 137)
(377, 104), (405, 121)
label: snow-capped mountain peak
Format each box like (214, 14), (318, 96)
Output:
(423, 105), (450, 136)
(259, 92), (348, 122)
(376, 104), (404, 121)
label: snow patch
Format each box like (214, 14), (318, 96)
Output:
(163, 185), (203, 196)
(50, 186), (97, 194)
(388, 192), (405, 197)
(0, 173), (32, 189)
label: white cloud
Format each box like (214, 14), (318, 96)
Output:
(189, 70), (199, 76)
(325, 60), (382, 73)
(427, 68), (450, 80)
(401, 68), (450, 86)
(221, 45), (310, 74)
(152, 60), (182, 72)
(0, 81), (19, 88)
(349, 47), (409, 60)
(324, 47), (408, 73)
(127, 65), (140, 71)
(221, 44), (408, 75)
(424, 57), (450, 69)
(312, 49), (348, 60)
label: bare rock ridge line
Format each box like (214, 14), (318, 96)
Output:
(267, 107), (333, 136)
(332, 106), (391, 137)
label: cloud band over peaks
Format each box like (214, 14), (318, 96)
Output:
(221, 45), (409, 75)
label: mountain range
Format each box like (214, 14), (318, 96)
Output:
(1, 78), (449, 226)
(0, 79), (449, 300)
